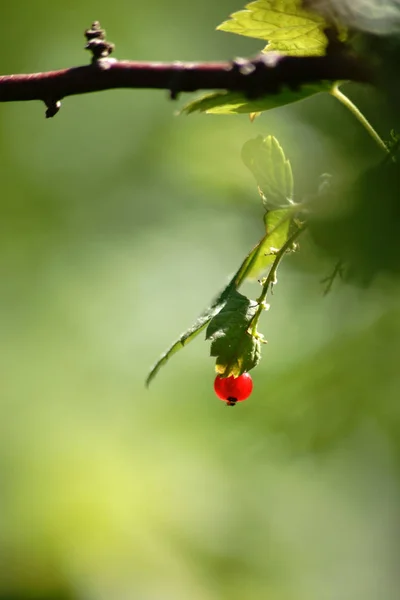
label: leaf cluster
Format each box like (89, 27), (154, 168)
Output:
(147, 136), (297, 385)
(183, 0), (342, 115)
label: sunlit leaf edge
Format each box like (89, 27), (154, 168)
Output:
(181, 82), (331, 115)
(216, 0), (347, 56)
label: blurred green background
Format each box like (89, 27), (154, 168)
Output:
(0, 1), (399, 599)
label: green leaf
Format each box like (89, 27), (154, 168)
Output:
(145, 309), (217, 387)
(181, 82), (331, 116)
(243, 208), (292, 280)
(146, 258), (246, 386)
(239, 135), (295, 279)
(242, 135), (293, 208)
(217, 0), (338, 56)
(227, 134), (296, 282)
(206, 290), (261, 377)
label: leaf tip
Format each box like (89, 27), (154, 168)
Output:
(145, 365), (157, 388)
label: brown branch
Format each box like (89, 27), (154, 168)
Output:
(0, 21), (375, 118)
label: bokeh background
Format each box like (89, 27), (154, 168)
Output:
(0, 1), (399, 599)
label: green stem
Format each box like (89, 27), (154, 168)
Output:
(330, 83), (389, 154)
(234, 203), (307, 290)
(249, 224), (306, 336)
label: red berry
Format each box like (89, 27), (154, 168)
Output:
(214, 373), (253, 406)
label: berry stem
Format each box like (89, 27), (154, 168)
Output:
(233, 203), (304, 288)
(249, 224), (306, 336)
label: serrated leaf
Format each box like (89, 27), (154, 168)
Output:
(146, 254), (248, 386)
(242, 135), (293, 207)
(217, 0), (341, 56)
(145, 310), (217, 387)
(181, 82), (331, 115)
(206, 290), (261, 377)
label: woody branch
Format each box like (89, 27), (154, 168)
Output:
(0, 22), (374, 118)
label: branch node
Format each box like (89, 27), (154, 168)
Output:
(324, 26), (348, 57)
(237, 53), (283, 99)
(229, 53), (283, 98)
(169, 62), (186, 100)
(85, 21), (115, 63)
(94, 57), (117, 71)
(44, 98), (61, 118)
(231, 57), (256, 76)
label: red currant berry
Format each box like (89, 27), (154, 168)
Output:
(214, 373), (253, 406)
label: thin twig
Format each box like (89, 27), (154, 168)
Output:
(321, 259), (344, 295)
(249, 224), (307, 336)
